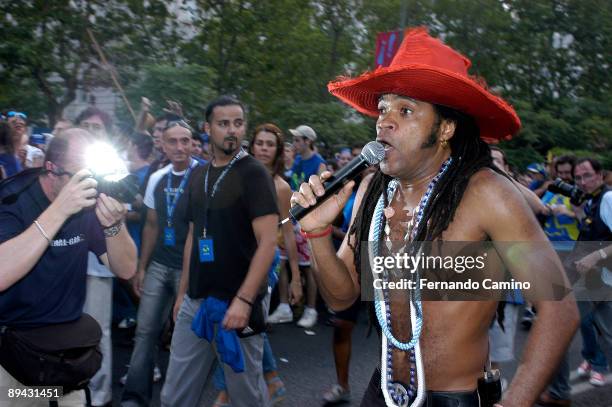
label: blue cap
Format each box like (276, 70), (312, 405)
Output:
(526, 163), (546, 176)
(30, 133), (46, 145)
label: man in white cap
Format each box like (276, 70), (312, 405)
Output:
(268, 124), (326, 328)
(288, 125), (326, 191)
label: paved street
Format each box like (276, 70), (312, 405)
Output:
(111, 305), (612, 406)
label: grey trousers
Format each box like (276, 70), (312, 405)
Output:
(83, 275), (113, 406)
(160, 295), (270, 407)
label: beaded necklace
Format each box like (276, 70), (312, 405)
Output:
(370, 158), (453, 407)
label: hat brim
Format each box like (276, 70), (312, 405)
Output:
(289, 128), (316, 141)
(328, 64), (520, 142)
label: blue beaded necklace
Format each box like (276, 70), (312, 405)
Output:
(370, 158), (453, 407)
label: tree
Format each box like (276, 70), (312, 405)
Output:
(120, 64), (216, 127)
(0, 0), (181, 125)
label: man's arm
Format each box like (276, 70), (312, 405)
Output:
(96, 193), (137, 279)
(222, 213), (278, 330)
(293, 172), (371, 311)
(132, 208), (160, 296)
(0, 170), (97, 291)
(473, 171), (579, 407)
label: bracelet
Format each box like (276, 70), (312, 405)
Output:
(300, 225), (333, 239)
(34, 220), (51, 244)
(600, 248), (608, 260)
(103, 222), (123, 238)
(236, 295), (254, 307)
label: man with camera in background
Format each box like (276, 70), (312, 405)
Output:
(539, 157), (612, 405)
(0, 128), (137, 406)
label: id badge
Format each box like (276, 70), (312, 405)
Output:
(199, 238), (215, 263)
(164, 227), (176, 246)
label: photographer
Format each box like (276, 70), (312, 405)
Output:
(0, 129), (137, 405)
(540, 157), (612, 404)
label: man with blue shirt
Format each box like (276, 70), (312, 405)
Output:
(288, 124), (326, 191)
(121, 120), (199, 406)
(0, 129), (137, 404)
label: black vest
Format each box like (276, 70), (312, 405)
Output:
(578, 186), (612, 242)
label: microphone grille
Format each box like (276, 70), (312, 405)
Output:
(361, 141), (385, 165)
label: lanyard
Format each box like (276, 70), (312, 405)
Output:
(165, 163), (194, 228)
(202, 149), (245, 237)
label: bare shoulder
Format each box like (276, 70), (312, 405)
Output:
(274, 175), (291, 197)
(460, 167), (544, 240)
(464, 168), (524, 211)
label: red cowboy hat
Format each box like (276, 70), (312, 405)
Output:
(328, 27), (520, 142)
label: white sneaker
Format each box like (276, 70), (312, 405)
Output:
(576, 360), (592, 378)
(589, 371), (605, 386)
(297, 308), (317, 328)
(322, 384), (351, 404)
(119, 366), (162, 386)
(268, 304), (293, 324)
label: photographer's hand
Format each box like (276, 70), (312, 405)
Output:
(96, 193), (137, 279)
(50, 169), (98, 219)
(95, 193), (127, 227)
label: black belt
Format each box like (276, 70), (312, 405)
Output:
(361, 368), (481, 407)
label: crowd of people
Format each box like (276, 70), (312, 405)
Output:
(0, 27), (611, 407)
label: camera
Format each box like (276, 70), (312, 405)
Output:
(547, 178), (585, 206)
(94, 173), (140, 204)
(86, 142), (140, 204)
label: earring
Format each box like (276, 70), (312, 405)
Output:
(440, 139), (449, 149)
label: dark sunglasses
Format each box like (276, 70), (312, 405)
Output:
(7, 111), (27, 120)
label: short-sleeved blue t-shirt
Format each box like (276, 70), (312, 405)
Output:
(0, 176), (106, 328)
(289, 153), (326, 191)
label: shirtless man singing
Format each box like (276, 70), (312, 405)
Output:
(291, 28), (579, 407)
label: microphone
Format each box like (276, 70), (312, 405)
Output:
(282, 141), (385, 224)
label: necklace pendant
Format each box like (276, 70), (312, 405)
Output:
(383, 206), (395, 219)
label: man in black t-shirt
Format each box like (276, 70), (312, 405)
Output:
(121, 121), (199, 406)
(0, 129), (137, 403)
(161, 96), (278, 407)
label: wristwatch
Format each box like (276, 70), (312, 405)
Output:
(103, 222), (123, 238)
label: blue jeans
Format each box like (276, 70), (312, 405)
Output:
(213, 334), (277, 390)
(578, 300), (612, 373)
(549, 300), (612, 399)
(121, 261), (182, 407)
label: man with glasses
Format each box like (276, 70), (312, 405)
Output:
(121, 119), (199, 406)
(539, 157), (612, 405)
(0, 129), (137, 406)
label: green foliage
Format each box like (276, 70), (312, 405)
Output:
(0, 0), (610, 167)
(121, 64), (216, 126)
